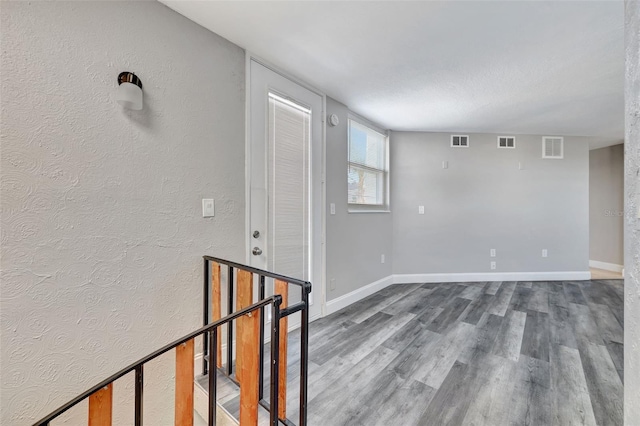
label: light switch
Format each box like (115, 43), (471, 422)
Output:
(330, 203), (336, 215)
(442, 161), (448, 169)
(419, 206), (425, 214)
(202, 199), (215, 217)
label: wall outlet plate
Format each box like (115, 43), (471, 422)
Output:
(381, 254), (385, 264)
(490, 261), (496, 270)
(490, 249), (496, 257)
(419, 205), (425, 214)
(542, 249), (548, 258)
(330, 203), (336, 215)
(330, 278), (336, 290)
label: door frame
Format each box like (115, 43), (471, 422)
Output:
(244, 53), (327, 321)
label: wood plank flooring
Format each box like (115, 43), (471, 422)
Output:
(590, 268), (623, 280)
(197, 279), (623, 426)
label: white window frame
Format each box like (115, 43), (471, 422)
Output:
(542, 136), (564, 159)
(451, 134), (469, 148)
(347, 115), (390, 213)
(497, 136), (516, 149)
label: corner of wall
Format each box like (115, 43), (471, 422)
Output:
(624, 1), (640, 424)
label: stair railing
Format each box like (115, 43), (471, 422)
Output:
(202, 255), (311, 426)
(32, 256), (311, 426)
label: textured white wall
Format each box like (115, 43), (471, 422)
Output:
(624, 1), (640, 423)
(0, 1), (245, 424)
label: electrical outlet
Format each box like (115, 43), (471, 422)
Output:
(419, 205), (425, 214)
(330, 278), (336, 290)
(202, 199), (215, 217)
(381, 254), (385, 264)
(330, 203), (336, 215)
(490, 249), (496, 257)
(518, 161), (524, 170)
(542, 249), (548, 258)
(490, 261), (496, 270)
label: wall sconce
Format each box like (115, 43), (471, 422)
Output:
(116, 72), (143, 110)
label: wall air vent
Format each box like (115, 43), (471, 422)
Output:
(498, 136), (516, 149)
(542, 136), (564, 159)
(451, 135), (469, 148)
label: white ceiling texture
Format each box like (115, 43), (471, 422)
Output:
(161, 1), (625, 149)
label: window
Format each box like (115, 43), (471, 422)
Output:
(348, 119), (389, 209)
(542, 136), (564, 159)
(498, 136), (516, 148)
(451, 135), (469, 147)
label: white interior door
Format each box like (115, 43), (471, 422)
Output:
(248, 59), (323, 321)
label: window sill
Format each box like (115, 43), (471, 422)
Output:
(347, 206), (391, 214)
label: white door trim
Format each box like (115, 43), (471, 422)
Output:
(244, 52), (326, 321)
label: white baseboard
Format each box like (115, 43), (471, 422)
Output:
(589, 260), (624, 273)
(325, 275), (394, 315)
(393, 271), (592, 283)
(323, 270), (591, 316)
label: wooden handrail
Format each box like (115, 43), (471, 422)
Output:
(212, 261), (223, 368)
(237, 270), (260, 425)
(175, 340), (195, 425)
(275, 279), (289, 419)
(88, 384), (112, 426)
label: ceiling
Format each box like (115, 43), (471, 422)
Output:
(161, 1), (625, 148)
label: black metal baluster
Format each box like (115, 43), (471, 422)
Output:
(299, 283), (311, 426)
(270, 296), (282, 426)
(227, 266), (234, 376)
(259, 275), (266, 401)
(135, 365), (143, 426)
(209, 328), (218, 426)
(203, 258), (210, 375)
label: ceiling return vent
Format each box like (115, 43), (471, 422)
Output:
(542, 136), (564, 159)
(498, 136), (516, 148)
(451, 135), (469, 147)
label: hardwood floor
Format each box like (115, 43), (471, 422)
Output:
(198, 279), (624, 426)
(590, 268), (623, 280)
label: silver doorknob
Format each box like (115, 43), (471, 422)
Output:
(252, 247), (262, 256)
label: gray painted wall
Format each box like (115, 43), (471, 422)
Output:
(391, 132), (590, 274)
(325, 97), (393, 300)
(0, 2), (245, 424)
(624, 1), (640, 423)
(589, 144), (625, 265)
